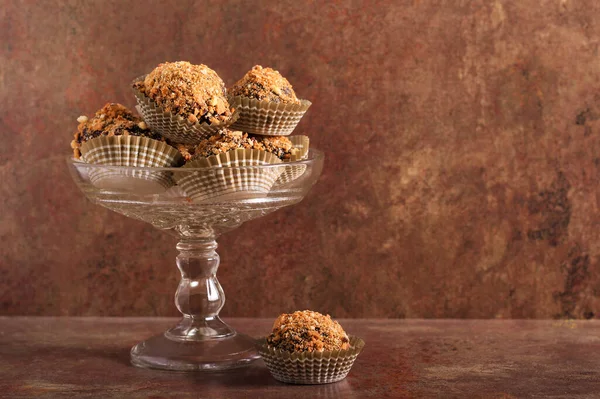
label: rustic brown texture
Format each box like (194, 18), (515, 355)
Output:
(1, 317), (599, 398)
(1, 0), (600, 318)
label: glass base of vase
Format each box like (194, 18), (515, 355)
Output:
(130, 331), (260, 371)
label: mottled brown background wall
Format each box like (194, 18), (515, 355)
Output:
(1, 0), (599, 319)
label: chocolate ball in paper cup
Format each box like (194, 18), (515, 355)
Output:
(172, 129), (304, 202)
(258, 310), (365, 385)
(132, 61), (238, 144)
(70, 102), (162, 160)
(80, 135), (183, 194)
(228, 65), (311, 136)
(71, 103), (183, 194)
(177, 129), (301, 162)
(174, 149), (283, 203)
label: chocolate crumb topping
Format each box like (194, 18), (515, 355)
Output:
(133, 61), (234, 125)
(230, 65), (300, 104)
(70, 103), (161, 159)
(189, 129), (298, 161)
(174, 143), (196, 162)
(266, 310), (350, 353)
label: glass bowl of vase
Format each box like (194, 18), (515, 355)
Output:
(67, 148), (324, 371)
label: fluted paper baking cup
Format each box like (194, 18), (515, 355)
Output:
(258, 336), (365, 385)
(80, 135), (183, 167)
(87, 168), (174, 194)
(133, 76), (239, 145)
(174, 149), (283, 203)
(288, 135), (310, 162)
(79, 135), (183, 193)
(228, 95), (311, 136)
(275, 135), (310, 186)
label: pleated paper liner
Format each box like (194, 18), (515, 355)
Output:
(227, 95), (311, 136)
(132, 75), (239, 145)
(258, 336), (365, 385)
(79, 135), (184, 194)
(87, 168), (174, 195)
(288, 135), (310, 162)
(174, 149), (284, 203)
(275, 135), (310, 186)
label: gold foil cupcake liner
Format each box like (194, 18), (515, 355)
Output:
(258, 336), (365, 385)
(174, 149), (284, 203)
(228, 95), (311, 136)
(275, 135), (310, 186)
(79, 135), (183, 193)
(132, 76), (239, 145)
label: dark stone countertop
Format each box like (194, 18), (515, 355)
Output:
(1, 318), (599, 398)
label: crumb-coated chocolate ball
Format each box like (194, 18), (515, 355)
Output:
(134, 61), (234, 125)
(70, 103), (161, 159)
(186, 129), (299, 161)
(230, 65), (301, 104)
(266, 310), (350, 353)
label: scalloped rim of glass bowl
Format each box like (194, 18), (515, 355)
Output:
(67, 148), (323, 171)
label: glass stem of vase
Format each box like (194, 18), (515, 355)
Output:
(165, 237), (235, 341)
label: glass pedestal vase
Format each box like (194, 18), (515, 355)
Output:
(67, 149), (324, 371)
